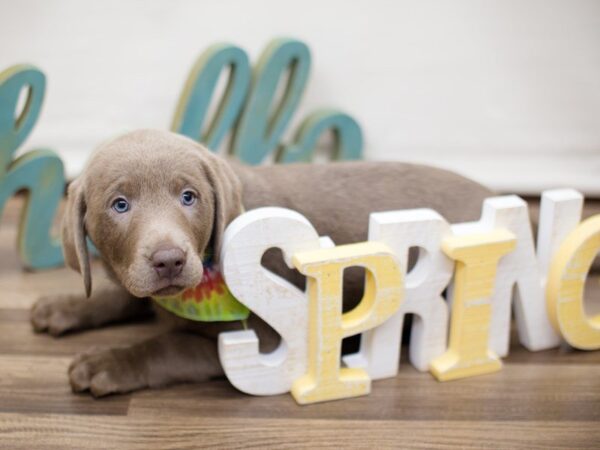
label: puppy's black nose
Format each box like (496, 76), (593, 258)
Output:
(151, 247), (186, 280)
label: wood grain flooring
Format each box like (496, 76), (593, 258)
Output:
(0, 196), (599, 449)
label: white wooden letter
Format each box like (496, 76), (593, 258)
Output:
(451, 196), (559, 355)
(537, 189), (584, 277)
(218, 207), (324, 395)
(343, 209), (453, 376)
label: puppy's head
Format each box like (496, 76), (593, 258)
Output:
(62, 129), (242, 298)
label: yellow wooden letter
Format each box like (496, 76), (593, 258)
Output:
(430, 230), (516, 381)
(546, 215), (600, 350)
(291, 242), (403, 404)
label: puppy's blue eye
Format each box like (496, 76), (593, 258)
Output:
(112, 198), (129, 213)
(181, 190), (196, 206)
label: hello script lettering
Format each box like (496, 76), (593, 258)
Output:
(0, 65), (65, 268)
(217, 190), (600, 404)
(172, 38), (363, 164)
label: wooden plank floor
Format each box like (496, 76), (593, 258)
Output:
(0, 196), (599, 449)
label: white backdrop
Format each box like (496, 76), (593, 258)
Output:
(1, 0), (599, 194)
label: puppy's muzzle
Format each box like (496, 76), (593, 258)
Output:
(151, 247), (186, 280)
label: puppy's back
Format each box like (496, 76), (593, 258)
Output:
(235, 161), (493, 246)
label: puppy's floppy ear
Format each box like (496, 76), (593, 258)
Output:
(61, 179), (92, 297)
(202, 154), (243, 264)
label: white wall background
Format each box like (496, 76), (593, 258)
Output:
(1, 0), (599, 194)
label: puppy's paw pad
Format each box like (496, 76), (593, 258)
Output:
(69, 361), (92, 392)
(68, 348), (140, 396)
(69, 347), (110, 393)
(30, 295), (83, 336)
(30, 296), (54, 332)
(90, 371), (121, 397)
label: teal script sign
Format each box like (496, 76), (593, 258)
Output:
(171, 38), (363, 164)
(0, 65), (65, 269)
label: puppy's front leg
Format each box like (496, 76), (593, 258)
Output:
(69, 331), (223, 397)
(31, 283), (152, 336)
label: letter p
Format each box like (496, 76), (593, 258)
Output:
(291, 242), (403, 404)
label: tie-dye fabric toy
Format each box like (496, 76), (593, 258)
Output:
(152, 260), (249, 322)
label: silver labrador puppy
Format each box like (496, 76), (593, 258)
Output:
(31, 129), (493, 397)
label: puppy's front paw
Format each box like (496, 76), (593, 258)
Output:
(69, 347), (146, 397)
(31, 295), (87, 336)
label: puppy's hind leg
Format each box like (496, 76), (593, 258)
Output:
(31, 282), (153, 336)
